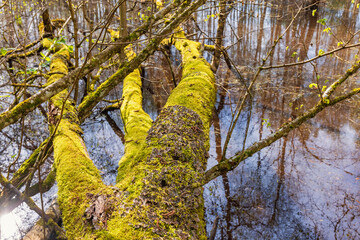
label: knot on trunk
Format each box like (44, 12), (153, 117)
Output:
(83, 189), (122, 230)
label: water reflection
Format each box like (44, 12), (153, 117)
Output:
(1, 0), (360, 239)
(202, 1), (360, 239)
(0, 212), (21, 239)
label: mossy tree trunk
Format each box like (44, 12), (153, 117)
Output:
(0, 0), (207, 218)
(50, 27), (216, 238)
(44, 39), (107, 238)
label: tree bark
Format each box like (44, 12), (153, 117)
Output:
(22, 200), (63, 240)
(51, 26), (216, 238)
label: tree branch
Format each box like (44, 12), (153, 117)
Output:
(204, 59), (360, 184)
(0, 0), (186, 131)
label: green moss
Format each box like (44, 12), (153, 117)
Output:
(41, 38), (67, 53)
(110, 40), (213, 238)
(43, 36), (109, 239)
(111, 106), (209, 239)
(41, 38), (53, 49)
(165, 30), (216, 132)
(53, 114), (108, 239)
(116, 50), (153, 186)
(42, 29), (215, 239)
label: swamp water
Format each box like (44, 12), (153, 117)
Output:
(0, 0), (359, 239)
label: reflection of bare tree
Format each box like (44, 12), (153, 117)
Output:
(270, 136), (287, 224)
(212, 72), (235, 239)
(205, 1), (360, 239)
(1, 0), (360, 239)
(254, 4), (267, 63)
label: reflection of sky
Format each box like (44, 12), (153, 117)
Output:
(205, 96), (360, 239)
(1, 1), (360, 239)
(1, 212), (21, 239)
(82, 115), (124, 185)
(0, 186), (57, 240)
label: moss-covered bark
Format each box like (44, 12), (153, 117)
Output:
(166, 30), (217, 130)
(109, 30), (216, 239)
(61, 28), (215, 239)
(44, 39), (107, 239)
(116, 47), (153, 187)
(41, 2), (215, 238)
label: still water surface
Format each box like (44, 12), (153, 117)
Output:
(0, 1), (359, 239)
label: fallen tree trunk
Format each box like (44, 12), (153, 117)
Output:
(22, 200), (64, 240)
(0, 0), (203, 214)
(51, 24), (215, 238)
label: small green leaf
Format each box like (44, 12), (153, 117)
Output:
(67, 45), (74, 53)
(322, 85), (327, 92)
(286, 46), (289, 51)
(317, 18), (328, 26)
(262, 119), (271, 127)
(318, 49), (325, 56)
(312, 9), (317, 16)
(15, 16), (22, 25)
(309, 83), (318, 89)
(262, 118), (269, 126)
(291, 51), (298, 57)
(59, 37), (66, 44)
(337, 41), (344, 47)
(323, 27), (331, 33)
(0, 47), (7, 56)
